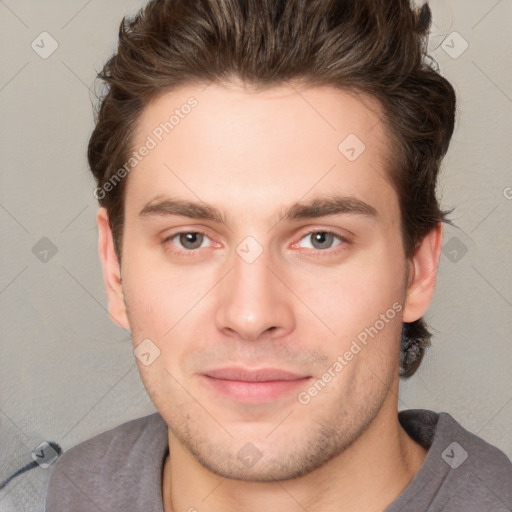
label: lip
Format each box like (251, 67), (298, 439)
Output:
(201, 367), (312, 403)
(204, 367), (308, 382)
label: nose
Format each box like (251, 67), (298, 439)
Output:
(214, 243), (295, 342)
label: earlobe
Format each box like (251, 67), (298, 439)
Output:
(402, 223), (443, 323)
(97, 208), (130, 331)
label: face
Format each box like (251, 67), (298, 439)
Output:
(100, 82), (432, 481)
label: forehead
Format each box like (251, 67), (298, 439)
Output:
(125, 82), (397, 223)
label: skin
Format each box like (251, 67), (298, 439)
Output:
(98, 82), (442, 512)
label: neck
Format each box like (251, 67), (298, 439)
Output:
(162, 388), (427, 512)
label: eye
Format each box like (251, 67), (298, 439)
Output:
(297, 230), (345, 251)
(165, 231), (211, 251)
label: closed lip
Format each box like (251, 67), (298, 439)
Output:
(202, 367), (310, 382)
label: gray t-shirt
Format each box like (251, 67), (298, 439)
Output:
(45, 409), (512, 511)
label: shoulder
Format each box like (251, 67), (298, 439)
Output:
(45, 413), (168, 512)
(438, 411), (512, 509)
(401, 408), (512, 473)
(435, 411), (512, 472)
(399, 409), (512, 511)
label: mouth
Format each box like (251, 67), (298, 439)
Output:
(201, 367), (312, 403)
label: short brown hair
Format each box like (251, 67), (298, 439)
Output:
(88, 0), (456, 378)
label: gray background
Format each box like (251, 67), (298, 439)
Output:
(1, 0), (511, 510)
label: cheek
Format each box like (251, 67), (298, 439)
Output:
(121, 225), (407, 363)
(291, 239), (407, 340)
(120, 250), (186, 340)
(287, 240), (407, 397)
(122, 263), (196, 397)
(120, 246), (222, 370)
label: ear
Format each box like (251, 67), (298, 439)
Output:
(402, 222), (443, 323)
(97, 207), (130, 331)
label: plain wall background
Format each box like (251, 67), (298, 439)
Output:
(1, 0), (511, 510)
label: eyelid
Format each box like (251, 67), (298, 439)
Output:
(162, 228), (218, 254)
(292, 228), (349, 251)
(162, 227), (350, 255)
(162, 229), (211, 243)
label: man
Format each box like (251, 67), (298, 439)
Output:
(45, 0), (512, 511)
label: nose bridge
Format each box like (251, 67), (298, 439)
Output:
(233, 244), (273, 300)
(214, 237), (294, 340)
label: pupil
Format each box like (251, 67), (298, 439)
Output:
(181, 233), (203, 249)
(313, 232), (332, 249)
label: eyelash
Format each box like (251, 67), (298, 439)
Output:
(162, 229), (348, 257)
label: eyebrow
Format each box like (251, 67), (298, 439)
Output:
(281, 196), (378, 221)
(138, 194), (379, 224)
(139, 197), (226, 223)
